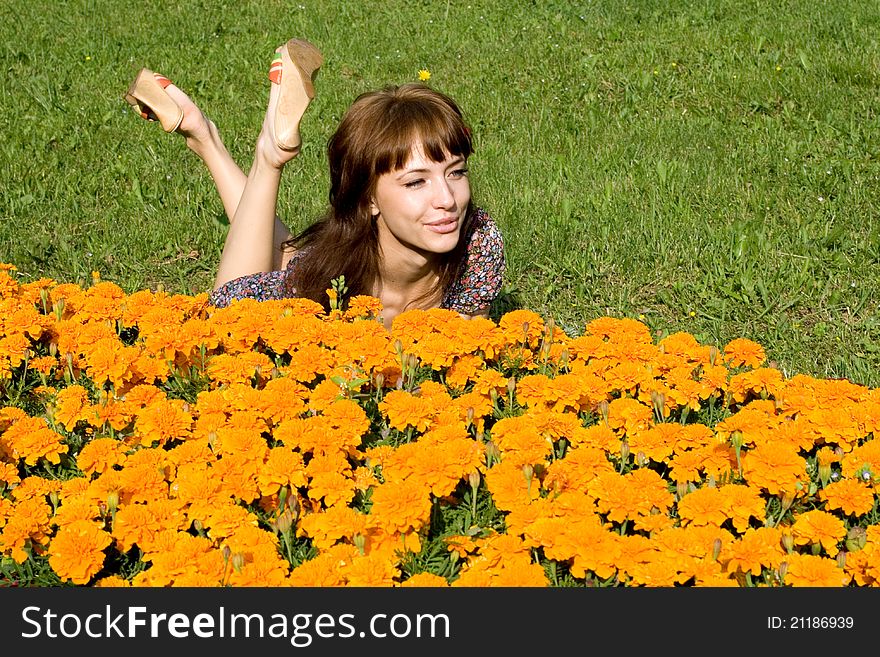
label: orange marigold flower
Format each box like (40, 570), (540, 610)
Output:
(0, 496), (52, 562)
(783, 553), (851, 587)
(207, 351), (273, 387)
(48, 519), (112, 585)
(498, 309), (545, 348)
(113, 502), (171, 553)
(605, 397), (652, 437)
(54, 490), (99, 532)
(718, 484), (766, 533)
(741, 442), (807, 497)
(2, 416), (68, 466)
(728, 367), (785, 404)
(400, 572), (449, 587)
(720, 526), (786, 576)
(489, 414), (553, 469)
(591, 471), (643, 523)
(378, 389), (435, 433)
(287, 344), (336, 383)
(257, 447), (308, 497)
(790, 509), (846, 554)
(369, 478), (432, 535)
(133, 398), (193, 447)
(667, 449), (706, 484)
(627, 424), (678, 464)
(723, 338), (766, 369)
(543, 446), (613, 495)
(344, 294), (384, 320)
(819, 478), (875, 517)
(677, 486), (728, 527)
(76, 437), (128, 477)
(51, 384), (91, 432)
(0, 461), (21, 487)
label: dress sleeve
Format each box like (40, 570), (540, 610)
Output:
(442, 208), (505, 315)
(208, 270), (287, 308)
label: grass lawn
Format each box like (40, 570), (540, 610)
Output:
(2, 0), (879, 385)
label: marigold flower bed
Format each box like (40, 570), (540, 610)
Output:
(1, 263), (878, 587)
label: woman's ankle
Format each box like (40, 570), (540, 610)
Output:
(185, 118), (223, 159)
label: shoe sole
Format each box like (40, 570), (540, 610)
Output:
(274, 39), (323, 151)
(124, 68), (184, 133)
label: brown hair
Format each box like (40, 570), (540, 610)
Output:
(282, 82), (474, 311)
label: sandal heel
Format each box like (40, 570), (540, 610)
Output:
(124, 68), (184, 133)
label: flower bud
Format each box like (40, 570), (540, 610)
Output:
(230, 552), (245, 573)
(558, 348), (570, 369)
(466, 407), (475, 427)
(353, 533), (366, 555)
(650, 390), (666, 417)
(676, 480), (688, 500)
(777, 561), (788, 581)
(846, 526), (866, 552)
(507, 377), (516, 397)
(522, 464), (534, 484)
(708, 346), (718, 366)
(837, 551), (847, 569)
(818, 462), (832, 487)
(780, 490), (795, 512)
(374, 372), (384, 389)
(620, 440), (630, 462)
(468, 470), (481, 491)
(635, 451), (647, 467)
(597, 400), (610, 424)
(221, 545), (231, 562)
(485, 440), (500, 464)
(106, 491), (119, 514)
(712, 538), (722, 561)
(729, 430), (744, 450)
(781, 532), (794, 553)
(276, 509), (293, 534)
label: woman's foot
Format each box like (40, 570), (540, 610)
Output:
(159, 78), (218, 155)
(254, 60), (304, 169)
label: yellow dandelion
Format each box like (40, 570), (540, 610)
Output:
(418, 69), (431, 81)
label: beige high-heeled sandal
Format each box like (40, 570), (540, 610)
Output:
(269, 38), (323, 151)
(123, 68), (184, 133)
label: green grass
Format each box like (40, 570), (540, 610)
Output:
(2, 0), (880, 385)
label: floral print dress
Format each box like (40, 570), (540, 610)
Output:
(209, 208), (505, 315)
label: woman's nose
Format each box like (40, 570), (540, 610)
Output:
(433, 178), (455, 208)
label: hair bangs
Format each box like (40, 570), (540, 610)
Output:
(372, 94), (473, 177)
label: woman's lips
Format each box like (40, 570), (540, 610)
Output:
(425, 218), (459, 234)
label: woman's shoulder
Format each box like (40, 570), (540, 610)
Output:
(464, 207), (503, 255)
(442, 207), (505, 314)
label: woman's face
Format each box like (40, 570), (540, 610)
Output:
(370, 144), (470, 260)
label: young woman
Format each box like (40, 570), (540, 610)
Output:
(124, 38), (504, 328)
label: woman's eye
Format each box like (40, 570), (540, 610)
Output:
(404, 179), (424, 188)
(450, 168), (469, 178)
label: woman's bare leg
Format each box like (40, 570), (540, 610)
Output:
(161, 80), (293, 269)
(213, 67), (302, 290)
